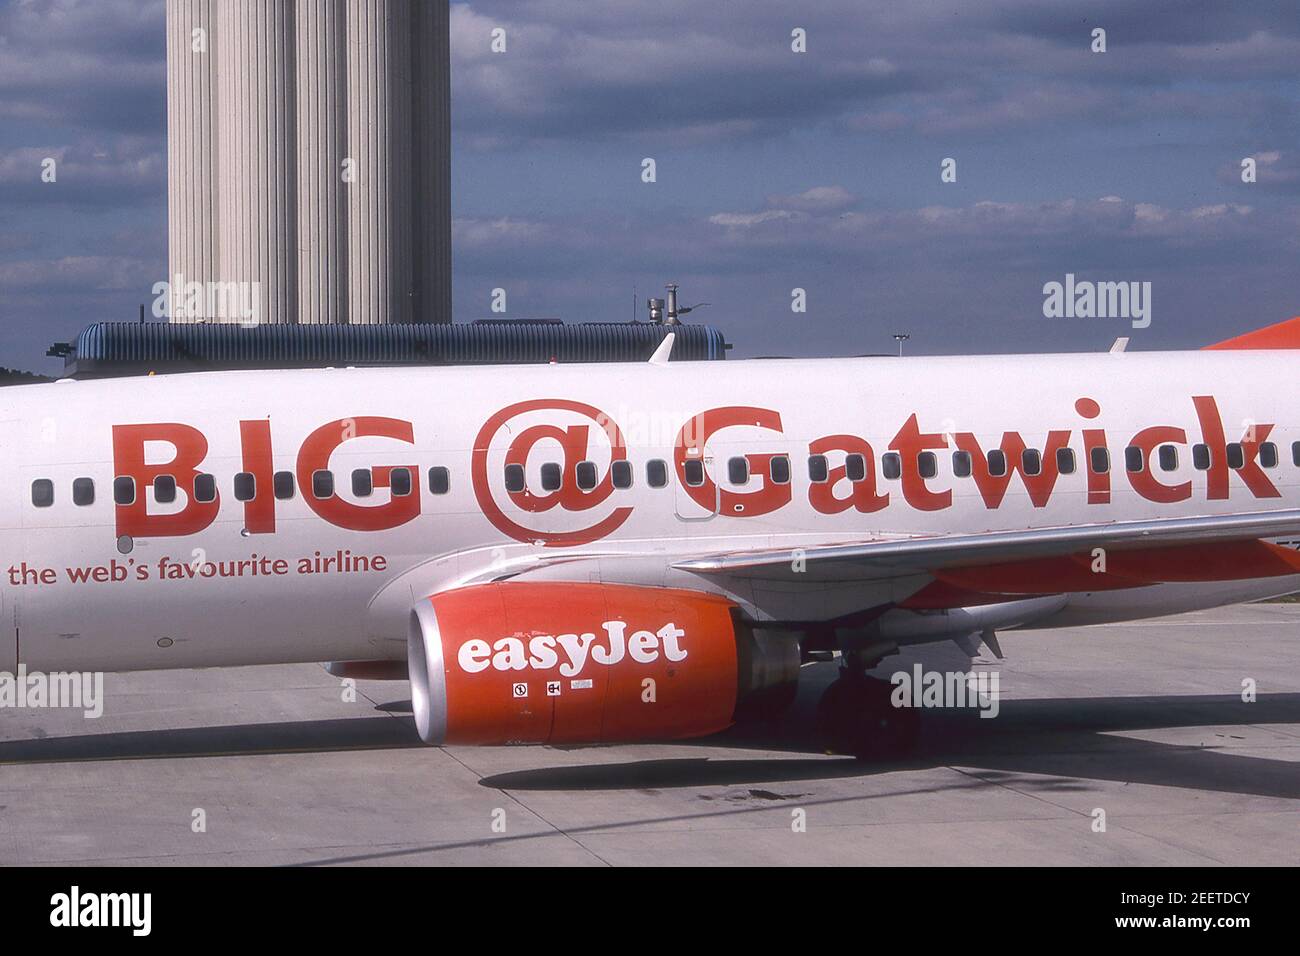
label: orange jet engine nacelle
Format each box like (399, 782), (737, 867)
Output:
(407, 582), (799, 746)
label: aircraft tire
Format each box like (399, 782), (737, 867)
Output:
(816, 674), (921, 761)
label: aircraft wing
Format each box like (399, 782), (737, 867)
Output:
(672, 509), (1300, 589)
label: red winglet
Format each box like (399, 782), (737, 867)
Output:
(1205, 315), (1300, 350)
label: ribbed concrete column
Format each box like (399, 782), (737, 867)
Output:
(296, 0), (348, 325)
(165, 0), (218, 323)
(346, 0), (413, 325)
(411, 0), (452, 324)
(217, 0), (298, 324)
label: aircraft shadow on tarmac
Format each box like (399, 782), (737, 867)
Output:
(482, 691), (1300, 798)
(1, 691), (1297, 801)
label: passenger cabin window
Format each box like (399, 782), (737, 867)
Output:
(1124, 447), (1143, 473)
(72, 477), (95, 506)
(1089, 447), (1109, 474)
(728, 457), (749, 485)
(113, 476), (136, 505)
(683, 459), (706, 487)
(881, 453), (901, 480)
(194, 473), (216, 503)
(807, 455), (829, 483)
(540, 462), (562, 492)
(1158, 445), (1178, 472)
(1226, 442), (1245, 470)
(1192, 444), (1211, 470)
(390, 467), (413, 497)
(31, 478), (53, 508)
(502, 464), (524, 493)
(1056, 448), (1076, 475)
(1021, 449), (1041, 477)
(312, 469), (335, 499)
(646, 459), (669, 488)
(575, 461), (598, 490)
(1260, 442), (1278, 469)
(154, 474), (177, 504)
(274, 471), (296, 500)
(429, 466), (450, 495)
(234, 472), (256, 502)
(987, 450), (1008, 478)
(918, 451), (938, 480)
(1293, 441), (1300, 467)
(352, 469), (373, 497)
(845, 453), (866, 482)
(769, 456), (791, 485)
(952, 451), (972, 478)
(611, 460), (633, 489)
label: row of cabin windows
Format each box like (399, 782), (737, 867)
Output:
(503, 439), (1292, 494)
(805, 441), (1282, 483)
(26, 440), (1295, 508)
(29, 466), (452, 508)
(504, 459), (655, 493)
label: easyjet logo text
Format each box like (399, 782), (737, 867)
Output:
(457, 621), (688, 676)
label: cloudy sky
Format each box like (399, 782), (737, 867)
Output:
(1, 0), (1297, 372)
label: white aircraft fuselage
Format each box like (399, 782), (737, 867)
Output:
(2, 349), (1297, 680)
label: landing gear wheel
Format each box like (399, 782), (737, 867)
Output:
(816, 674), (920, 760)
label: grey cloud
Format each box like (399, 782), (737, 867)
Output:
(1216, 151), (1300, 193)
(454, 191), (1297, 284)
(451, 2), (933, 146)
(0, 138), (165, 205)
(0, 0), (165, 134)
(980, 0), (1300, 45)
(767, 185), (859, 212)
(0, 254), (156, 293)
(453, 0), (1300, 147)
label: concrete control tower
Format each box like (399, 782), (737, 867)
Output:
(164, 0), (451, 325)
